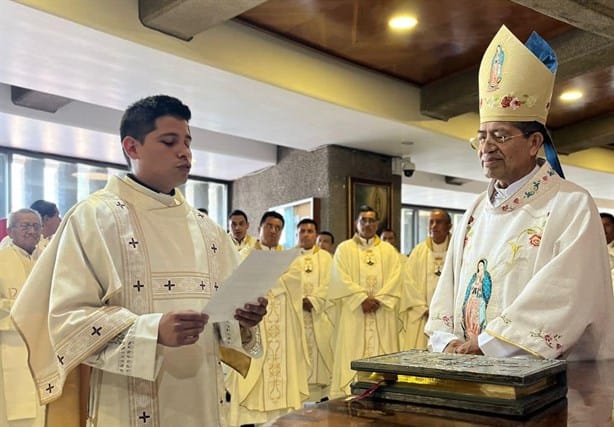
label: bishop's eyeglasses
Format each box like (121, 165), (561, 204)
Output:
(469, 131), (530, 150)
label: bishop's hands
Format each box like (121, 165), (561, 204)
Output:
(361, 296), (381, 314)
(158, 310), (209, 347)
(455, 336), (483, 355)
(443, 337), (483, 355)
(234, 296), (268, 329)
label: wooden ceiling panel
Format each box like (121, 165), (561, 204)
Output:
(238, 0), (613, 141)
(549, 66), (614, 128)
(239, 0), (573, 84)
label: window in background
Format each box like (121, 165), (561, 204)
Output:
(0, 153), (7, 218)
(270, 198), (317, 249)
(400, 208), (414, 255)
(179, 179), (227, 227)
(10, 154), (126, 215)
(401, 205), (465, 255)
(3, 151), (228, 225)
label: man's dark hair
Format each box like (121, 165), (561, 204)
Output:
(512, 121), (550, 145)
(30, 200), (59, 219)
(297, 218), (318, 231)
(601, 212), (614, 223)
(119, 95), (191, 165)
(228, 209), (249, 222)
(318, 231), (334, 244)
(259, 211), (285, 228)
(356, 205), (378, 220)
(197, 208), (208, 215)
(380, 228), (395, 237)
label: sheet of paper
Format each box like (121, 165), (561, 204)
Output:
(203, 248), (300, 323)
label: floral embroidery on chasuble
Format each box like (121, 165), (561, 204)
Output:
(358, 246), (384, 357)
(450, 166), (558, 344)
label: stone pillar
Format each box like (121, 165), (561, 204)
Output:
(231, 145), (401, 249)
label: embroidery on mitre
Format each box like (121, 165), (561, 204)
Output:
(487, 44), (504, 91)
(482, 93), (538, 111)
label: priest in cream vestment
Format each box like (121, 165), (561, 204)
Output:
(426, 27), (614, 360)
(295, 219), (334, 402)
(10, 96), (267, 427)
(0, 209), (44, 427)
(400, 209), (452, 350)
(228, 209), (257, 254)
(329, 206), (402, 398)
(227, 211), (310, 426)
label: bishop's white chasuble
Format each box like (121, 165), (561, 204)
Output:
(426, 162), (614, 360)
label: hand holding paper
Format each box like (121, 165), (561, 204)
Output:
(234, 297), (268, 328)
(203, 248), (300, 323)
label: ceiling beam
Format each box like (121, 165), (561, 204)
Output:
(421, 29), (614, 121)
(553, 113), (614, 154)
(139, 0), (267, 41)
(509, 0), (614, 40)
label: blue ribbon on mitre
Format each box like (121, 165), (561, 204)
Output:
(525, 32), (565, 178)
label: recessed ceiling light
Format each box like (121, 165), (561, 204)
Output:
(388, 16), (418, 30)
(560, 90), (583, 101)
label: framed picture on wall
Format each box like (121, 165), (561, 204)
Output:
(347, 177), (391, 238)
(271, 197), (320, 248)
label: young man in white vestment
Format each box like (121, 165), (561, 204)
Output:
(328, 206), (402, 398)
(0, 209), (44, 427)
(10, 95), (268, 427)
(295, 219), (334, 402)
(226, 211), (310, 426)
(425, 26), (614, 360)
(399, 209), (452, 350)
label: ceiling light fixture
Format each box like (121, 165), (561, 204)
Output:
(560, 90), (583, 101)
(388, 16), (417, 30)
